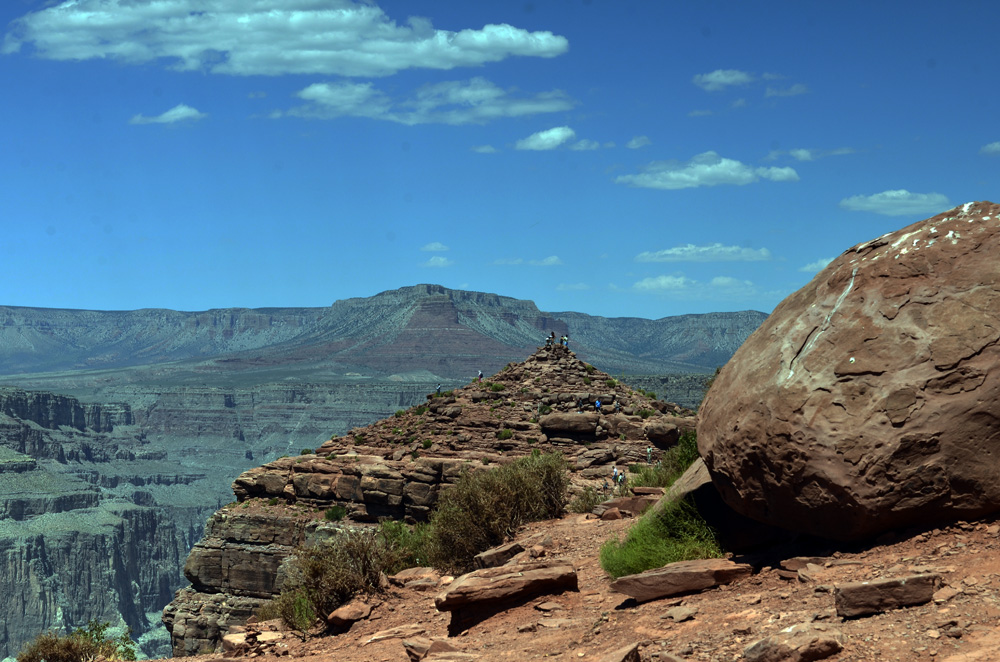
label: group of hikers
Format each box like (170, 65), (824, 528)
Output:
(545, 332), (569, 348)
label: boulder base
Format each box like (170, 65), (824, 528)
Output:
(700, 201), (1000, 540)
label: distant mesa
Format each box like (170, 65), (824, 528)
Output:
(700, 201), (1000, 540)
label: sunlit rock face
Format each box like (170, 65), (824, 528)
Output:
(700, 201), (1000, 541)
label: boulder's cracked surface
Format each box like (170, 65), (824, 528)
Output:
(700, 201), (1000, 540)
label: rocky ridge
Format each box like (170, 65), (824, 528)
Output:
(163, 344), (697, 656)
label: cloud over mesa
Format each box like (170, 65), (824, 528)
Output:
(839, 190), (951, 216)
(636, 244), (773, 263)
(3, 1), (569, 77)
(615, 151), (798, 190)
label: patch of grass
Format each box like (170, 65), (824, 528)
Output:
(300, 448), (314, 455)
(584, 364), (596, 374)
(428, 451), (568, 573)
(395, 410), (405, 417)
(490, 382), (506, 392)
(422, 439), (433, 449)
(414, 405), (428, 416)
(324, 505), (347, 521)
(18, 620), (136, 662)
(629, 430), (700, 489)
(583, 377), (592, 385)
(378, 520), (433, 573)
(268, 498), (279, 506)
(605, 378), (617, 388)
(638, 409), (655, 419)
(497, 428), (514, 440)
(568, 486), (603, 514)
(599, 498), (723, 579)
(538, 404), (553, 415)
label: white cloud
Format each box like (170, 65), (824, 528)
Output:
(692, 69), (755, 91)
(495, 255), (563, 266)
(421, 256), (454, 267)
(710, 276), (753, 288)
(765, 83), (809, 97)
(635, 244), (773, 263)
(615, 151), (799, 190)
(281, 78), (573, 125)
(515, 126), (576, 150)
(839, 190), (951, 216)
(980, 141), (1000, 155)
(767, 147), (856, 162)
(688, 109), (714, 117)
(556, 282), (589, 291)
(129, 103), (206, 125)
(530, 256), (563, 266)
(421, 242), (448, 252)
(626, 135), (651, 149)
(472, 145), (497, 154)
(570, 139), (600, 151)
(3, 1), (568, 77)
(634, 275), (695, 291)
(799, 257), (834, 273)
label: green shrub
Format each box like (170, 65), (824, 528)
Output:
(568, 486), (603, 514)
(638, 409), (655, 419)
(268, 498), (279, 506)
(422, 439), (433, 449)
(395, 410), (405, 417)
(18, 620), (136, 662)
(496, 428), (514, 440)
(378, 520), (433, 573)
(300, 448), (314, 455)
(428, 451), (568, 573)
(583, 377), (591, 385)
(490, 383), (506, 392)
(325, 505), (347, 521)
(414, 405), (428, 415)
(605, 378), (617, 388)
(584, 364), (596, 374)
(539, 404), (553, 415)
(267, 528), (399, 630)
(628, 430), (700, 489)
(600, 498), (722, 579)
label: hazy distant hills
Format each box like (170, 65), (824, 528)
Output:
(0, 284), (767, 386)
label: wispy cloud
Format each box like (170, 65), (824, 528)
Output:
(494, 255), (563, 266)
(3, 0), (568, 77)
(556, 282), (590, 291)
(765, 83), (809, 97)
(421, 242), (449, 252)
(626, 135), (651, 149)
(421, 256), (454, 267)
(632, 273), (761, 301)
(839, 190), (951, 216)
(636, 244), (773, 263)
(980, 141), (1000, 155)
(280, 78), (573, 125)
(692, 69), (755, 91)
(129, 103), (206, 125)
(515, 126), (576, 150)
(570, 139), (600, 151)
(615, 151), (798, 190)
(799, 257), (834, 273)
(766, 147), (856, 162)
(472, 145), (497, 154)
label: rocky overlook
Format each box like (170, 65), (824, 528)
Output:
(163, 344), (697, 656)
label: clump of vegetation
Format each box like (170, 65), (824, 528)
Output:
(583, 377), (592, 385)
(496, 428), (514, 440)
(18, 620), (136, 662)
(324, 505), (347, 521)
(605, 378), (617, 388)
(490, 382), (506, 392)
(259, 528), (399, 631)
(428, 451), (568, 573)
(414, 405), (428, 416)
(300, 448), (314, 455)
(378, 520), (433, 573)
(568, 486), (603, 514)
(627, 431), (700, 489)
(422, 439), (433, 449)
(584, 364), (596, 374)
(394, 410), (405, 417)
(638, 409), (655, 419)
(268, 497), (279, 506)
(600, 498), (722, 579)
(538, 404), (553, 415)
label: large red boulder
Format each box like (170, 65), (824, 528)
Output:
(699, 201), (1000, 540)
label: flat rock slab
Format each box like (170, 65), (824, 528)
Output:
(610, 558), (752, 603)
(744, 623), (845, 662)
(435, 560), (578, 611)
(473, 541), (525, 569)
(835, 573), (941, 617)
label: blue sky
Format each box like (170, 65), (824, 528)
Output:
(2, 0), (998, 318)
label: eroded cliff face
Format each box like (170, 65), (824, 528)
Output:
(0, 389), (187, 660)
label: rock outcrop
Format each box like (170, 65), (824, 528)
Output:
(700, 201), (1000, 540)
(163, 344), (696, 654)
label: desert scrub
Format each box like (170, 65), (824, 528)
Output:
(422, 439), (433, 449)
(568, 486), (603, 514)
(490, 382), (506, 392)
(378, 520), (433, 573)
(600, 498), (722, 579)
(628, 430), (700, 489)
(324, 505), (347, 521)
(18, 620), (136, 662)
(300, 448), (314, 455)
(428, 450), (568, 573)
(260, 527), (401, 631)
(496, 428), (514, 440)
